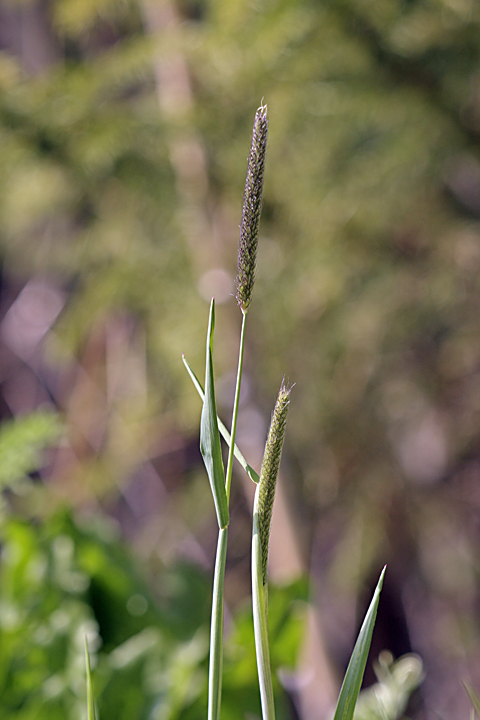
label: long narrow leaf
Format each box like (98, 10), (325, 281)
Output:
(333, 567), (386, 720)
(183, 354), (259, 483)
(200, 299), (229, 529)
(85, 636), (97, 720)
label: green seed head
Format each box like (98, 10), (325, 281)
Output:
(257, 380), (292, 585)
(236, 102), (268, 313)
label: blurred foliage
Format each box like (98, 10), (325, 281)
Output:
(0, 411), (62, 490)
(0, 398), (304, 719)
(354, 652), (424, 720)
(0, 504), (306, 720)
(464, 681), (480, 719)
(0, 0), (480, 716)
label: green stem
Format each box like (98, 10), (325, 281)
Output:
(225, 311), (247, 502)
(252, 483), (275, 720)
(208, 527), (228, 720)
(85, 637), (97, 720)
(207, 311), (248, 720)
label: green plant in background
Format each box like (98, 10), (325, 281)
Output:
(353, 653), (423, 720)
(0, 401), (307, 720)
(0, 505), (213, 720)
(0, 411), (62, 493)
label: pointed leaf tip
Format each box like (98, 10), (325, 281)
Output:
(332, 567), (385, 720)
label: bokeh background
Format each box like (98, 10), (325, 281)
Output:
(0, 0), (480, 718)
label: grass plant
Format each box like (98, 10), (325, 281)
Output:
(82, 102), (388, 720)
(198, 102), (268, 720)
(183, 103), (386, 720)
(252, 381), (292, 720)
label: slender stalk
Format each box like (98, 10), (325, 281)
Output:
(225, 311), (247, 502)
(206, 101), (267, 720)
(208, 312), (248, 720)
(85, 636), (97, 720)
(252, 382), (291, 720)
(208, 527), (228, 720)
(252, 484), (275, 720)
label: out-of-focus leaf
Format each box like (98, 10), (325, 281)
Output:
(0, 510), (213, 720)
(0, 411), (62, 488)
(199, 299), (229, 529)
(268, 577), (308, 669)
(464, 682), (480, 719)
(354, 652), (423, 720)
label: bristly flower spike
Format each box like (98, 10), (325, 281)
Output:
(236, 102), (268, 314)
(257, 380), (292, 585)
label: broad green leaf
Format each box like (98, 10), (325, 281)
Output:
(85, 636), (97, 720)
(333, 567), (386, 720)
(183, 354), (260, 483)
(200, 299), (229, 529)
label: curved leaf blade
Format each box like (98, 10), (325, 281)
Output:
(200, 299), (229, 529)
(183, 354), (259, 483)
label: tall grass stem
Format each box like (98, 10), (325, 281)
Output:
(225, 311), (247, 501)
(85, 636), (97, 720)
(208, 527), (228, 720)
(207, 312), (248, 720)
(252, 484), (275, 720)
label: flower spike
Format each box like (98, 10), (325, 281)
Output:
(236, 102), (268, 313)
(257, 380), (292, 584)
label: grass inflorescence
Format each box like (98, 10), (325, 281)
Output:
(257, 380), (292, 585)
(84, 101), (389, 720)
(236, 102), (268, 314)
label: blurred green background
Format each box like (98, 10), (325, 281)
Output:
(0, 0), (480, 717)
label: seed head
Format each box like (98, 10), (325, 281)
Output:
(235, 102), (268, 313)
(257, 380), (292, 585)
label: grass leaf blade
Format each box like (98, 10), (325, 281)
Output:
(183, 354), (260, 483)
(333, 567), (386, 720)
(200, 299), (229, 529)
